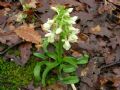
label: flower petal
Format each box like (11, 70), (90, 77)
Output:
(56, 28), (62, 34)
(67, 8), (73, 13)
(45, 32), (52, 37)
(63, 40), (71, 50)
(68, 34), (78, 43)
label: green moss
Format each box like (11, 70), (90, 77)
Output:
(0, 56), (36, 90)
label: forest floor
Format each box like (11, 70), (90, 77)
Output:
(0, 0), (120, 90)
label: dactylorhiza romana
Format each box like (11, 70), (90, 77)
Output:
(42, 5), (80, 50)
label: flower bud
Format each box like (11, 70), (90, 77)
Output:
(51, 6), (58, 12)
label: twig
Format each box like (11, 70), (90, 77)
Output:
(0, 41), (23, 55)
(71, 84), (77, 90)
(100, 60), (120, 70)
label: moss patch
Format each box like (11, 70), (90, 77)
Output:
(0, 56), (36, 90)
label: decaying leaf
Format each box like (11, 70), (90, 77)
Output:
(0, 1), (11, 8)
(91, 25), (101, 34)
(108, 0), (120, 5)
(90, 25), (112, 37)
(50, 0), (85, 11)
(0, 31), (21, 46)
(15, 24), (41, 45)
(19, 42), (32, 65)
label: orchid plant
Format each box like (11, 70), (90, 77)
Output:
(34, 5), (89, 88)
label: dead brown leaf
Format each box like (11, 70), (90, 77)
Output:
(91, 25), (101, 34)
(15, 24), (41, 45)
(90, 25), (112, 37)
(19, 42), (32, 65)
(50, 0), (85, 11)
(0, 31), (21, 46)
(42, 82), (67, 90)
(0, 1), (11, 8)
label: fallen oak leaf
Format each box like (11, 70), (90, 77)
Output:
(15, 24), (41, 45)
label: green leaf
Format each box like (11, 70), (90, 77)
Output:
(63, 57), (78, 67)
(34, 62), (43, 82)
(77, 54), (89, 64)
(42, 62), (59, 86)
(62, 76), (79, 84)
(43, 38), (49, 53)
(34, 53), (46, 59)
(63, 65), (76, 73)
(46, 52), (57, 60)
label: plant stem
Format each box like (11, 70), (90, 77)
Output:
(56, 38), (63, 63)
(71, 84), (77, 90)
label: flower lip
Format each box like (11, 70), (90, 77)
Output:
(56, 28), (62, 34)
(63, 40), (71, 50)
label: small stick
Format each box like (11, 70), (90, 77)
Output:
(100, 61), (120, 70)
(0, 41), (23, 55)
(71, 84), (77, 90)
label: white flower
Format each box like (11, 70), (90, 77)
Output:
(68, 16), (78, 24)
(43, 19), (54, 31)
(65, 8), (73, 16)
(63, 40), (71, 50)
(67, 8), (73, 13)
(68, 34), (78, 43)
(56, 28), (62, 34)
(47, 18), (54, 25)
(43, 23), (51, 31)
(45, 32), (55, 43)
(69, 26), (80, 34)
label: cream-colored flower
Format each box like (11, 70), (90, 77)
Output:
(56, 28), (62, 34)
(68, 16), (78, 24)
(67, 8), (73, 13)
(43, 23), (50, 31)
(63, 40), (71, 50)
(68, 34), (78, 43)
(65, 8), (73, 16)
(69, 26), (80, 34)
(43, 19), (54, 31)
(45, 32), (55, 43)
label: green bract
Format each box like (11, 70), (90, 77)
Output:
(34, 5), (89, 86)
